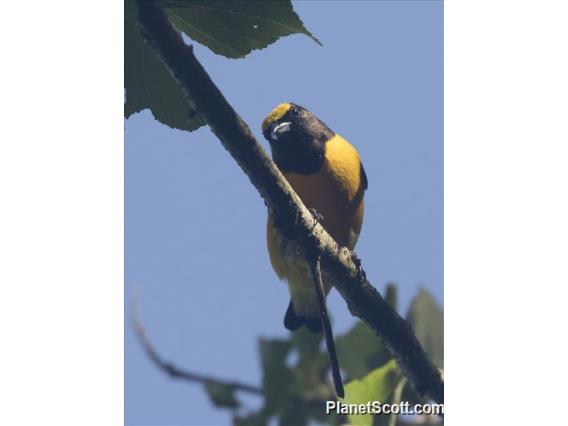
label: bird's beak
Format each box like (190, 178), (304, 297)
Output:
(270, 121), (292, 142)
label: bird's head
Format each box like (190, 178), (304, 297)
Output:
(261, 103), (334, 174)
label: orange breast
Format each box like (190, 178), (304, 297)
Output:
(282, 134), (365, 249)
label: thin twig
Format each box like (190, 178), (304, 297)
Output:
(135, 0), (444, 404)
(131, 299), (262, 395)
(132, 296), (332, 409)
(310, 255), (344, 399)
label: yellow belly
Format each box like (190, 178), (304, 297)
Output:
(267, 135), (366, 318)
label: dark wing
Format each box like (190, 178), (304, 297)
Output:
(360, 162), (368, 191)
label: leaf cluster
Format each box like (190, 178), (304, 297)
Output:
(202, 285), (443, 426)
(124, 0), (318, 132)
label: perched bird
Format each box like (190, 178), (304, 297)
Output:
(262, 102), (367, 397)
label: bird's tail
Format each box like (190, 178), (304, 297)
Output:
(284, 300), (322, 333)
(283, 299), (344, 398)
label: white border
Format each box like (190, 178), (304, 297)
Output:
(0, 1), (124, 425)
(1, 0), (568, 424)
(446, 0), (568, 423)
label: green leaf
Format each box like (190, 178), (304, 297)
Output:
(376, 375), (407, 426)
(204, 382), (239, 408)
(233, 411), (268, 426)
(289, 328), (329, 397)
(259, 338), (293, 414)
(384, 283), (398, 311)
(335, 284), (399, 381)
(162, 0), (321, 59)
(344, 360), (405, 426)
(278, 399), (309, 426)
(336, 321), (391, 381)
(124, 0), (204, 131)
(256, 330), (338, 426)
(406, 289), (444, 369)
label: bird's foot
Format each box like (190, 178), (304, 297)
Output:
(308, 208), (324, 231)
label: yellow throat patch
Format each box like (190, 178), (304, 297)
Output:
(262, 103), (291, 132)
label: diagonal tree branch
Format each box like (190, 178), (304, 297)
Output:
(135, 0), (444, 404)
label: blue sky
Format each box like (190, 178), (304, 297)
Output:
(125, 1), (443, 424)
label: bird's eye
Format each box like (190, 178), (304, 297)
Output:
(290, 107), (299, 116)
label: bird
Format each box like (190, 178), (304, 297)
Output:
(262, 102), (367, 397)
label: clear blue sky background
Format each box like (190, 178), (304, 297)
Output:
(125, 1), (443, 425)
